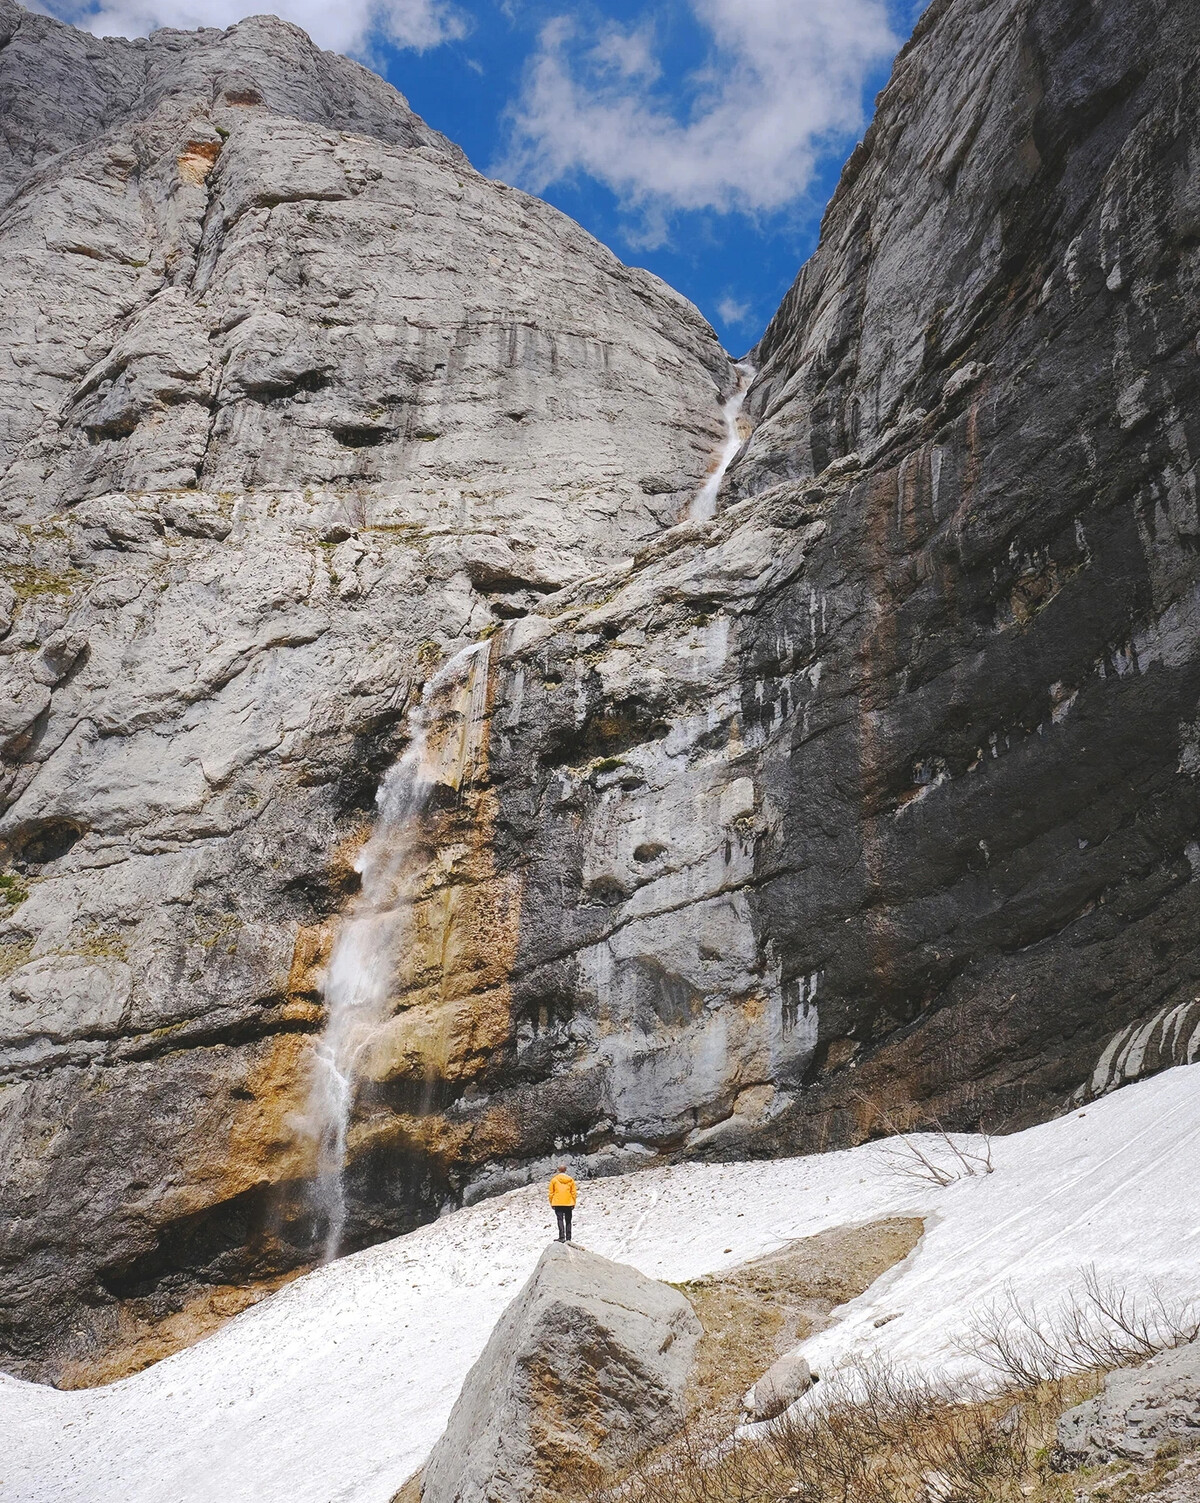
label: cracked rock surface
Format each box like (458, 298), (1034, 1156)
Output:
(1056, 1343), (1200, 1467)
(421, 1242), (701, 1503)
(711, 0), (1200, 1159)
(1, 0), (1200, 1386)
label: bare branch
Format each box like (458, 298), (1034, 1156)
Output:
(854, 1092), (995, 1189)
(962, 1269), (1200, 1388)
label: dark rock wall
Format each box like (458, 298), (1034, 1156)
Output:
(731, 0), (1200, 1142)
(436, 0), (1200, 1194)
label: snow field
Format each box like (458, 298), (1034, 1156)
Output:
(4, 1064), (1200, 1503)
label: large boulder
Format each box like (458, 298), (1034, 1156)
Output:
(744, 1349), (815, 1423)
(421, 1243), (702, 1503)
(1055, 1342), (1200, 1467)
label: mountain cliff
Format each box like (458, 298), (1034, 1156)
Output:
(1, 0), (1197, 1384)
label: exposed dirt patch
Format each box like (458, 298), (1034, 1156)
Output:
(677, 1216), (925, 1426)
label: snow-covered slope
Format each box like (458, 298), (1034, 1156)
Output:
(5, 1065), (1200, 1503)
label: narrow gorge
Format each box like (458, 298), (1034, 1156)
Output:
(0, 0), (1198, 1391)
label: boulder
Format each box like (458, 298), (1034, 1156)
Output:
(159, 497), (232, 540)
(1055, 1342), (1200, 1468)
(421, 1243), (701, 1503)
(744, 1350), (815, 1423)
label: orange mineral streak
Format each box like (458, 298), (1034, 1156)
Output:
(226, 1030), (316, 1185)
(287, 921), (333, 1007)
(56, 1273), (304, 1390)
(132, 824), (373, 1228)
(102, 640), (526, 1382)
(177, 137), (222, 186)
(131, 1029), (310, 1231)
(56, 1014), (332, 1387)
(340, 1093), (526, 1180)
(335, 641), (523, 1170)
(285, 825), (370, 1010)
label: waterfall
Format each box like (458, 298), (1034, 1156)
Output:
(689, 361), (755, 522)
(303, 638), (492, 1262)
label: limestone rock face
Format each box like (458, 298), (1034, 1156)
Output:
(709, 0), (1200, 1155)
(0, 0), (730, 1380)
(431, 0), (1200, 1206)
(421, 1243), (701, 1503)
(1055, 1343), (1200, 1467)
(2, 0), (1200, 1390)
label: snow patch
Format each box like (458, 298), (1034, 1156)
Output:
(5, 1067), (1200, 1503)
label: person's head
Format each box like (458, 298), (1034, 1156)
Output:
(557, 1165), (566, 1173)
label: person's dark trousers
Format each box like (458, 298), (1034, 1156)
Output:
(555, 1206), (573, 1242)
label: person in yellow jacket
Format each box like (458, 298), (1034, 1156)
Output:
(548, 1165), (577, 1243)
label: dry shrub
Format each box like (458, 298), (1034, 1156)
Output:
(589, 1360), (1048, 1503)
(589, 1263), (1200, 1503)
(769, 1362), (1036, 1503)
(580, 1270), (1200, 1503)
(965, 1265), (1200, 1389)
(852, 1093), (994, 1189)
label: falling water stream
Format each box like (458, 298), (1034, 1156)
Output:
(303, 639), (492, 1261)
(689, 361), (755, 522)
(304, 364), (754, 1262)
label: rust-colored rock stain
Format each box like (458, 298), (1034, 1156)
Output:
(177, 138), (221, 185)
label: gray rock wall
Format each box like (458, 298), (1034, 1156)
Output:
(1056, 1342), (1200, 1467)
(722, 0), (1200, 1150)
(430, 0), (1200, 1190)
(1, 0), (1199, 1386)
(0, 0), (731, 1380)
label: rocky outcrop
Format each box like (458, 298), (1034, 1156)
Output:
(2, 0), (1199, 1387)
(467, 0), (1200, 1180)
(419, 0), (1200, 1198)
(1055, 1342), (1200, 1468)
(721, 0), (1200, 1152)
(420, 1243), (701, 1503)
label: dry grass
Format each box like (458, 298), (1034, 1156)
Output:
(587, 1364), (1103, 1503)
(1068, 1447), (1200, 1503)
(396, 1250), (1200, 1503)
(390, 1474), (422, 1503)
(680, 1218), (925, 1429)
(585, 1270), (1200, 1503)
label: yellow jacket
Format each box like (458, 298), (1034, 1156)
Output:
(548, 1173), (577, 1207)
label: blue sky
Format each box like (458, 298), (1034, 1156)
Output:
(44, 0), (927, 352)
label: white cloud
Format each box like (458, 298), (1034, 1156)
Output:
(716, 294), (752, 328)
(499, 0), (898, 239)
(43, 0), (465, 56)
(589, 22), (660, 83)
